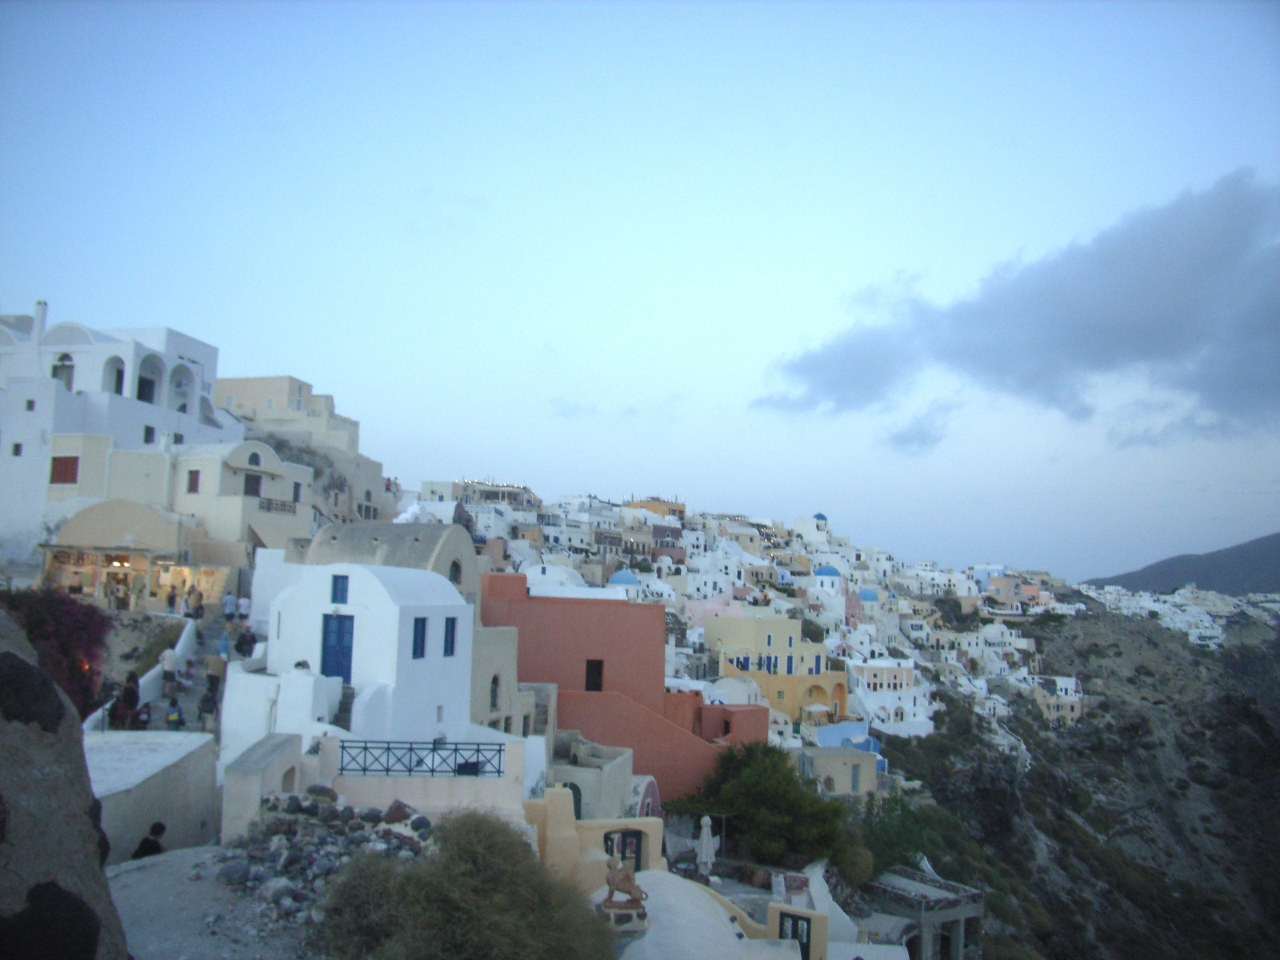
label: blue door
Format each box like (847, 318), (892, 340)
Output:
(321, 614), (354, 684)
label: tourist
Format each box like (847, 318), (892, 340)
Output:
(237, 594), (251, 621)
(131, 822), (166, 859)
(217, 629), (232, 661)
(204, 652), (225, 695)
(111, 671), (141, 729)
(164, 696), (184, 731)
(190, 586), (204, 619)
(178, 593), (190, 618)
(159, 646), (177, 697)
(166, 584), (177, 613)
(221, 589), (237, 623)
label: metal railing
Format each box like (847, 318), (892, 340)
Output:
(338, 740), (504, 777)
(258, 498), (297, 514)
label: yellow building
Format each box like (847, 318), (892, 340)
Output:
(625, 497), (685, 521)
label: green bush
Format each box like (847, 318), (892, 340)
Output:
(667, 741), (845, 865)
(316, 811), (612, 960)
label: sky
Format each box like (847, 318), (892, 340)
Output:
(2, 1), (1278, 582)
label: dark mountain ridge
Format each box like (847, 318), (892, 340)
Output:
(1087, 532), (1280, 596)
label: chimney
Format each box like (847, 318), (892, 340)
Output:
(33, 300), (47, 338)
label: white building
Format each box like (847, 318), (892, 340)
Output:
(0, 303), (241, 561)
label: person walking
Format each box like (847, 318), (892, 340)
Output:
(166, 584), (177, 613)
(236, 594), (251, 622)
(221, 589), (237, 623)
(159, 646), (177, 698)
(217, 629), (232, 662)
(164, 696), (184, 731)
(204, 652), (225, 696)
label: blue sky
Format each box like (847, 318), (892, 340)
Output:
(2, 1), (1278, 581)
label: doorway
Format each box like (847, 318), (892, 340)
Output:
(321, 614), (354, 684)
(603, 829), (643, 873)
(777, 912), (811, 960)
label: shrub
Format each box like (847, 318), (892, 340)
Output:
(1, 589), (112, 717)
(317, 811), (612, 960)
(668, 741), (846, 865)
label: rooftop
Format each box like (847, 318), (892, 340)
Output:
(85, 731), (214, 797)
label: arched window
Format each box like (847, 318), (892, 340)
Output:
(102, 356), (126, 395)
(448, 559), (462, 585)
(51, 353), (74, 391)
(490, 675), (500, 711)
(247, 452), (261, 466)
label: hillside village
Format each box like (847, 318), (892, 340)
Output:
(3, 303), (1278, 960)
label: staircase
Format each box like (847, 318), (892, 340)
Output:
(334, 685), (354, 731)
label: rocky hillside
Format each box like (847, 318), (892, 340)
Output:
(878, 599), (1280, 960)
(1086, 531), (1280, 595)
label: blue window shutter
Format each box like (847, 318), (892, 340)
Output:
(330, 575), (349, 604)
(444, 617), (456, 657)
(412, 617), (426, 659)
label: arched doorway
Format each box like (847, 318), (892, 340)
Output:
(102, 356), (126, 395)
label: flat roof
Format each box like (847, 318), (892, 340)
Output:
(85, 731), (213, 797)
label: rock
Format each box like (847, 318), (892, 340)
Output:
(417, 829), (433, 842)
(338, 806), (355, 823)
(302, 800), (320, 817)
(257, 877), (298, 905)
(409, 815), (432, 833)
(268, 835), (290, 853)
(277, 850), (302, 872)
(284, 795), (303, 815)
(218, 861), (251, 886)
(311, 857), (336, 876)
(366, 841), (388, 854)
(306, 784), (338, 802)
(397, 850), (415, 860)
(359, 807), (384, 824)
(382, 799), (416, 824)
(317, 804), (339, 824)
(0, 613), (129, 960)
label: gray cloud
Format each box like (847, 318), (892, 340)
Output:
(762, 170), (1280, 436)
(887, 401), (957, 454)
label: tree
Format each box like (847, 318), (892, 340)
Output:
(317, 811), (612, 960)
(801, 618), (825, 643)
(1, 589), (112, 718)
(668, 742), (846, 866)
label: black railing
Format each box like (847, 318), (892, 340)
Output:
(338, 740), (504, 777)
(259, 498), (297, 514)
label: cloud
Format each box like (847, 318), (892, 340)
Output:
(762, 170), (1280, 438)
(887, 401), (957, 454)
(549, 398), (598, 419)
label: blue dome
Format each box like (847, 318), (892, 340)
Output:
(813, 512), (827, 521)
(858, 588), (879, 601)
(608, 569), (640, 585)
(815, 565), (841, 576)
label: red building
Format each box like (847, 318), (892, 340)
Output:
(481, 573), (768, 800)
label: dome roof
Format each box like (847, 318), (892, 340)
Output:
(608, 569), (640, 585)
(813, 512), (827, 521)
(858, 588), (879, 601)
(814, 565), (841, 576)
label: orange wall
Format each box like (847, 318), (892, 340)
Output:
(558, 690), (725, 800)
(481, 573), (666, 715)
(701, 703), (770, 746)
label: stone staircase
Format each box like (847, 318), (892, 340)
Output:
(334, 685), (354, 730)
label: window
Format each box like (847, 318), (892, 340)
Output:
(443, 617), (456, 656)
(25, 399), (35, 411)
(364, 490), (371, 502)
(224, 395), (233, 407)
(49, 456), (79, 484)
(173, 433), (184, 445)
(11, 443), (22, 456)
(186, 470), (200, 494)
(448, 559), (462, 584)
(777, 691), (785, 700)
(143, 426), (156, 444)
(766, 634), (772, 647)
(330, 575), (349, 604)
(243, 473), (262, 497)
(412, 617), (426, 659)
(490, 675), (500, 710)
(585, 659), (604, 692)
(436, 705), (443, 722)
(265, 397), (274, 409)
(503, 717), (512, 733)
(136, 377), (156, 404)
(248, 452), (261, 466)
(522, 715), (530, 737)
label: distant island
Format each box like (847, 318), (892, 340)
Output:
(1087, 532), (1280, 596)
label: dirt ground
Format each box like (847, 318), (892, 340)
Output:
(107, 847), (315, 960)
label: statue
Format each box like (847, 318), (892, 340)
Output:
(604, 857), (649, 907)
(695, 814), (720, 877)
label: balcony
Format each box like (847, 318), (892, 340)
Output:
(258, 497), (297, 514)
(338, 740), (505, 777)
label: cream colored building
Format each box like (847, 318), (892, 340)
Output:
(216, 375), (396, 524)
(791, 745), (880, 798)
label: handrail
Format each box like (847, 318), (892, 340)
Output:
(338, 740), (504, 777)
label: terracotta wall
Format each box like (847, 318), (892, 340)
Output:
(481, 573), (666, 715)
(557, 690), (724, 800)
(701, 703), (769, 747)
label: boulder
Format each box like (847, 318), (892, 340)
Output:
(0, 612), (129, 960)
(217, 861), (251, 887)
(358, 807), (383, 824)
(283, 795), (302, 815)
(409, 815), (432, 833)
(382, 799), (416, 824)
(257, 877), (298, 904)
(305, 784), (338, 802)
